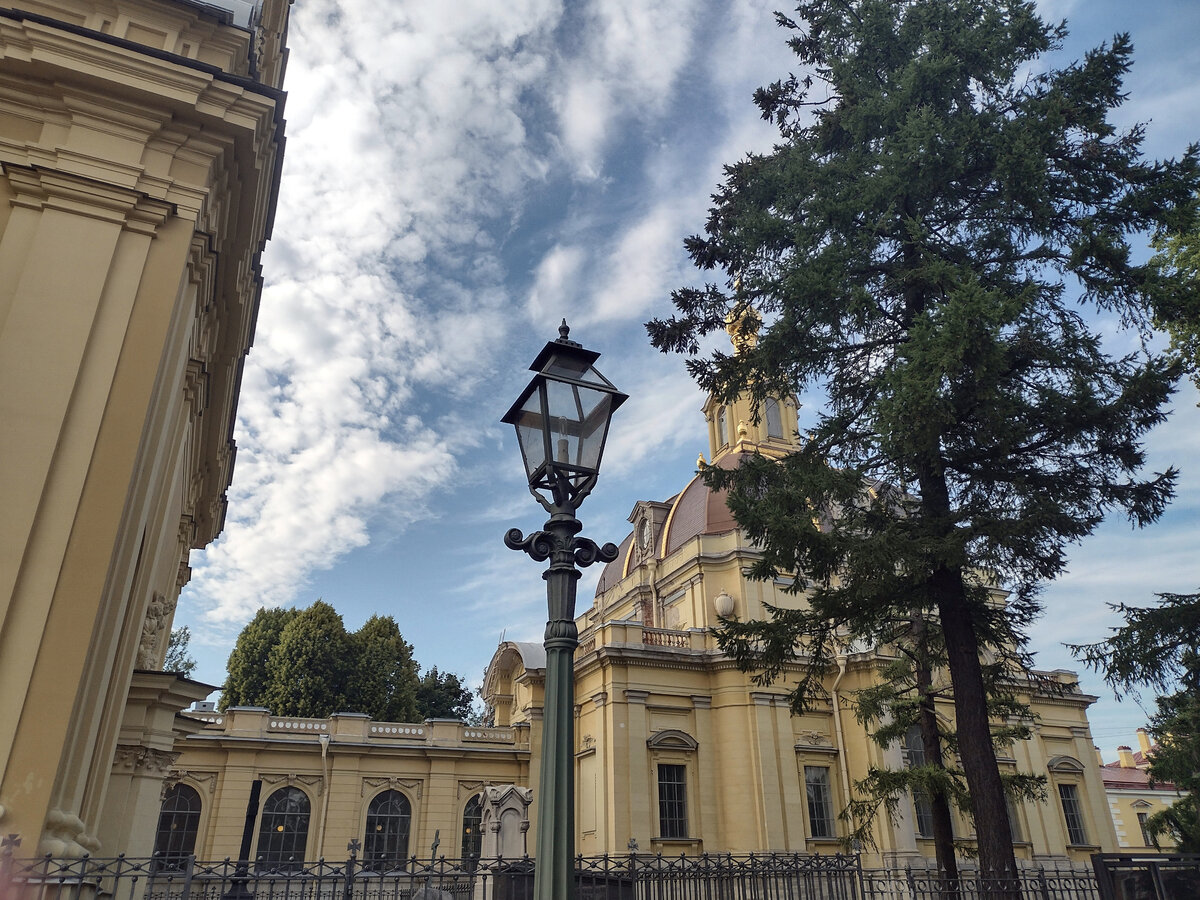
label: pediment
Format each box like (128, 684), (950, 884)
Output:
(646, 729), (698, 751)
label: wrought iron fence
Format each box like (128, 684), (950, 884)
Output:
(0, 852), (1108, 900)
(0, 852), (863, 900)
(1090, 853), (1200, 900)
(860, 866), (1099, 900)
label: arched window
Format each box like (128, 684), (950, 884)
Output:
(364, 790), (411, 871)
(461, 794), (483, 871)
(717, 407), (729, 446)
(153, 783), (201, 871)
(256, 787), (310, 871)
(765, 398), (783, 439)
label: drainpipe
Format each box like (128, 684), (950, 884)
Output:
(318, 733), (331, 855)
(830, 655), (854, 812)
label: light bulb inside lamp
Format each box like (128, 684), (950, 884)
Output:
(556, 417), (570, 464)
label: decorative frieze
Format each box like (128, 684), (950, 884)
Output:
(361, 777), (422, 799)
(260, 773), (324, 796)
(165, 770), (218, 794)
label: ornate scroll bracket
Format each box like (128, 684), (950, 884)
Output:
(504, 528), (618, 569)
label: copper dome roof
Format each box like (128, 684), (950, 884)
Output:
(594, 452), (745, 596)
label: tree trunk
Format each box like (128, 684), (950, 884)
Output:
(915, 459), (1019, 900)
(933, 566), (1019, 900)
(911, 618), (960, 890)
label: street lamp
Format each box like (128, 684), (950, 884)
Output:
(502, 320), (626, 900)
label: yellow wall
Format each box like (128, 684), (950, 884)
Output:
(0, 0), (288, 854)
(171, 710), (532, 861)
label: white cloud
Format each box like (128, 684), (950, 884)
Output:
(185, 0), (568, 626)
(551, 0), (699, 178)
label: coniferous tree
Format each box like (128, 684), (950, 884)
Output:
(649, 0), (1199, 888)
(1151, 199), (1200, 392)
(1073, 591), (1200, 851)
(221, 606), (299, 710)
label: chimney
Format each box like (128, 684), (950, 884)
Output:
(1117, 746), (1136, 768)
(1136, 728), (1153, 755)
(1094, 745), (1105, 767)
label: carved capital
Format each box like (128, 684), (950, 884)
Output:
(113, 745), (180, 776)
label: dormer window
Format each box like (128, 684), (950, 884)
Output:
(639, 519), (653, 555)
(717, 407), (729, 446)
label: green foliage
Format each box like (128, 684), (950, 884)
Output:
(1071, 591), (1200, 695)
(1075, 591), (1200, 852)
(264, 600), (354, 718)
(353, 615), (421, 722)
(221, 606), (298, 710)
(163, 626), (198, 677)
(1142, 684), (1200, 852)
(651, 0), (1198, 880)
(1151, 198), (1200, 395)
(220, 601), (473, 721)
(416, 667), (475, 721)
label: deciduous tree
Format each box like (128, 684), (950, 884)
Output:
(416, 667), (474, 721)
(264, 600), (353, 718)
(649, 0), (1199, 887)
(353, 614), (421, 722)
(221, 606), (298, 710)
(163, 626), (198, 678)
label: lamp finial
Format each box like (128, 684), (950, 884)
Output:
(556, 319), (581, 347)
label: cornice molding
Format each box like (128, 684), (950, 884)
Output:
(2, 163), (173, 233)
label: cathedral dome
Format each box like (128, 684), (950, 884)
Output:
(594, 451), (746, 597)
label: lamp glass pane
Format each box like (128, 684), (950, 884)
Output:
(545, 379), (586, 468)
(578, 392), (613, 471)
(513, 388), (547, 479)
(543, 352), (612, 389)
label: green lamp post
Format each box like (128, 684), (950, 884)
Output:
(502, 320), (627, 900)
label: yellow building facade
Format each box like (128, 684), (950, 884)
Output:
(491, 374), (1119, 867)
(1102, 729), (1181, 851)
(0, 0), (289, 857)
(170, 357), (1118, 869)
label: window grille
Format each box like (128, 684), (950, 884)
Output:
(903, 725), (935, 838)
(1137, 811), (1152, 847)
(461, 794), (483, 870)
(1058, 783), (1088, 846)
(364, 789), (411, 870)
(657, 764), (688, 839)
(256, 787), (310, 871)
(804, 766), (836, 838)
(153, 783), (201, 870)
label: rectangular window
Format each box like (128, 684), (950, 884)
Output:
(903, 725), (934, 839)
(1137, 811), (1152, 847)
(657, 764), (688, 839)
(1058, 783), (1088, 846)
(912, 790), (935, 838)
(804, 766), (836, 838)
(1006, 795), (1023, 843)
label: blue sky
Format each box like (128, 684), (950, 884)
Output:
(175, 0), (1200, 763)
